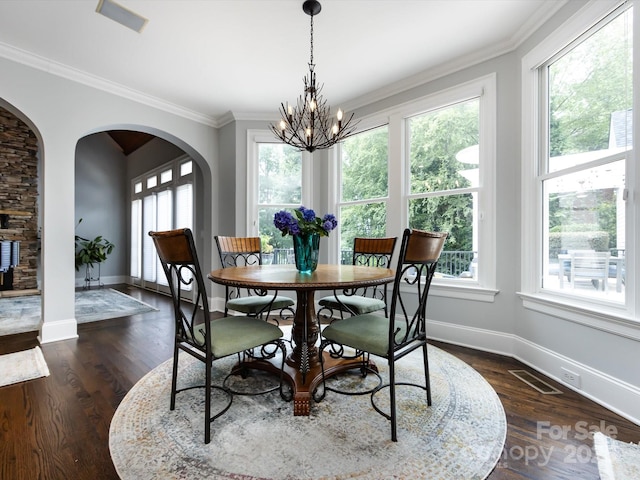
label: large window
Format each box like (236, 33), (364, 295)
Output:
(337, 125), (389, 263)
(247, 131), (310, 264)
(131, 156), (194, 290)
(407, 99), (480, 279)
(334, 75), (496, 296)
(522, 1), (636, 323)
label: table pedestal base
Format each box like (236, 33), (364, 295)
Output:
(231, 353), (377, 416)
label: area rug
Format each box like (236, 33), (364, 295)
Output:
(0, 288), (158, 336)
(0, 346), (50, 388)
(109, 343), (507, 479)
(594, 431), (640, 480)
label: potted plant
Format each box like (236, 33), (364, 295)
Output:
(75, 219), (115, 287)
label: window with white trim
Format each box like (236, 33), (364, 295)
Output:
(131, 157), (194, 290)
(336, 125), (389, 263)
(334, 75), (497, 294)
(247, 131), (311, 264)
(523, 2), (634, 314)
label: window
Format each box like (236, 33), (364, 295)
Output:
(332, 75), (496, 298)
(131, 156), (194, 291)
(247, 131), (311, 264)
(522, 1), (636, 324)
(407, 99), (480, 279)
(337, 125), (389, 263)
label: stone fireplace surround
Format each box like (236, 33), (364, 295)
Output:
(0, 106), (39, 293)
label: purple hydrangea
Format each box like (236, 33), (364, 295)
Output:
(274, 210), (294, 233)
(273, 206), (337, 238)
(299, 206), (317, 223)
(322, 214), (338, 233)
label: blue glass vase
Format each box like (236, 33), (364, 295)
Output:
(293, 233), (320, 274)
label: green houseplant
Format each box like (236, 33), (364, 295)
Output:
(74, 219), (115, 272)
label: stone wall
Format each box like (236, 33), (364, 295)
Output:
(0, 106), (39, 291)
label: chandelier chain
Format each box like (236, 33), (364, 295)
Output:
(309, 13), (314, 68)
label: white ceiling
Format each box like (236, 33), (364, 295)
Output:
(0, 0), (566, 126)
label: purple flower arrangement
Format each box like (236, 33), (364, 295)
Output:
(274, 206), (337, 237)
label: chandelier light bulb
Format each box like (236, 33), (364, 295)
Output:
(306, 127), (312, 138)
(280, 120), (287, 130)
(337, 109), (343, 121)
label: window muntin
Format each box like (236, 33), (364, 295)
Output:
(338, 126), (389, 260)
(539, 5), (632, 304)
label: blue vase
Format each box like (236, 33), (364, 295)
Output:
(293, 233), (320, 274)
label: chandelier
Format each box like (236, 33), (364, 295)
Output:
(270, 0), (358, 153)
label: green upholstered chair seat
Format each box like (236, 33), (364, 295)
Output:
(194, 316), (284, 358)
(226, 295), (294, 314)
(318, 294), (385, 315)
(321, 314), (406, 358)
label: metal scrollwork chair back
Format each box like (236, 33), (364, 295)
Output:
(214, 235), (295, 323)
(315, 228), (447, 441)
(317, 237), (398, 321)
(150, 228), (289, 444)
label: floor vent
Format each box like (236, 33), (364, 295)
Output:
(509, 370), (563, 395)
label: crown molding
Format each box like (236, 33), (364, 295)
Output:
(0, 41), (218, 128)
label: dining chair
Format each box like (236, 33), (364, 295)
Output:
(317, 237), (397, 321)
(214, 235), (295, 324)
(315, 228), (447, 441)
(150, 228), (289, 444)
(569, 250), (611, 291)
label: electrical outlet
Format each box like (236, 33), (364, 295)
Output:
(561, 367), (581, 389)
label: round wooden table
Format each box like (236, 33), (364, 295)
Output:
(208, 263), (395, 415)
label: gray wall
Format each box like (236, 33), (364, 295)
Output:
(74, 133), (127, 281)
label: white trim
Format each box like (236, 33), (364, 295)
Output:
(519, 293), (640, 341)
(428, 319), (640, 427)
(38, 318), (78, 344)
(0, 42), (217, 127)
(246, 130), (312, 238)
(520, 0), (637, 317)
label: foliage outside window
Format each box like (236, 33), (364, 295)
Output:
(257, 143), (302, 263)
(408, 99), (480, 278)
(338, 126), (388, 263)
(540, 5), (632, 303)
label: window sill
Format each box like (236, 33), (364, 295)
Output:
(426, 282), (499, 303)
(518, 291), (640, 341)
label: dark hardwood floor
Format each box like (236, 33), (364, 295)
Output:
(1, 285), (638, 479)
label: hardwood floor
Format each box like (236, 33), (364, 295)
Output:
(1, 285), (638, 479)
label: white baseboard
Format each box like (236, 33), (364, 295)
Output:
(38, 318), (78, 343)
(75, 275), (127, 288)
(211, 296), (226, 313)
(427, 319), (640, 427)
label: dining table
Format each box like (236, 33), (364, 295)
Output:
(208, 263), (395, 415)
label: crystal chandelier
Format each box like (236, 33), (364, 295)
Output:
(270, 0), (358, 153)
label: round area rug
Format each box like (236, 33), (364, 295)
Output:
(109, 345), (506, 479)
